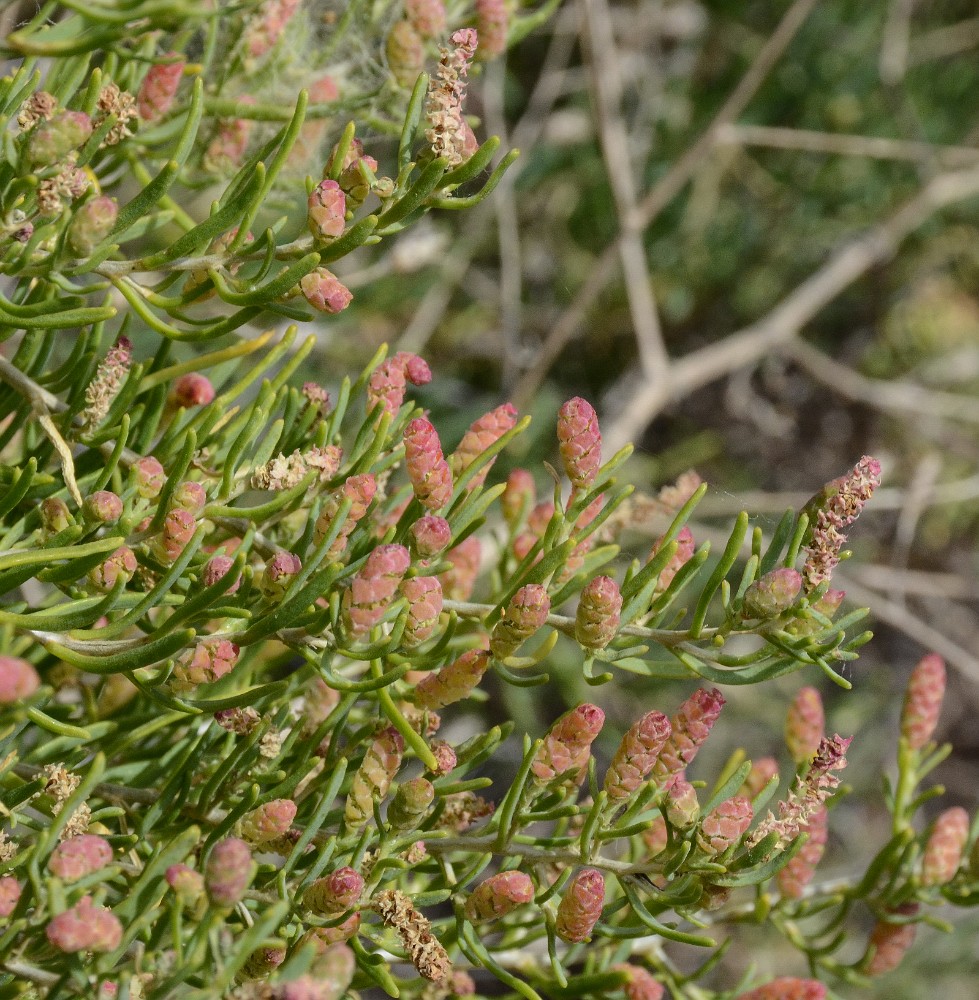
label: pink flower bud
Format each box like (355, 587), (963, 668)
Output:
(152, 508), (197, 563)
(171, 480), (207, 515)
(203, 554), (241, 593)
(664, 775), (700, 828)
(404, 418), (453, 511)
(314, 473), (376, 559)
(614, 965), (665, 1000)
(308, 179), (346, 240)
(557, 397), (601, 490)
(651, 688), (725, 782)
(277, 943), (355, 998)
(490, 584), (550, 659)
(41, 496), (73, 533)
(262, 551), (302, 601)
(429, 739), (457, 775)
(137, 55), (184, 121)
(866, 904), (919, 975)
(171, 373), (215, 408)
(48, 834), (113, 881)
(241, 946), (286, 980)
(89, 546), (137, 591)
(742, 568), (802, 618)
(438, 536), (481, 600)
(475, 0), (509, 59)
(83, 490), (122, 524)
(401, 576), (443, 646)
(735, 979), (827, 1000)
(575, 575), (622, 651)
(68, 196), (117, 255)
(304, 866), (365, 915)
(166, 864), (205, 901)
(388, 776), (436, 830)
(300, 268), (353, 313)
(901, 653), (945, 750)
(28, 111), (93, 166)
(205, 838), (254, 907)
(604, 710), (672, 801)
(0, 876), (22, 918)
(132, 456), (166, 498)
(464, 870), (534, 923)
(742, 756), (780, 799)
(409, 515), (451, 559)
(298, 917), (361, 950)
(367, 353), (430, 417)
(343, 543), (411, 636)
(302, 677), (340, 731)
(345, 728), (404, 828)
(532, 703), (605, 784)
(785, 687), (825, 766)
(698, 796), (753, 854)
(173, 639), (240, 688)
(46, 896), (122, 953)
(649, 526), (695, 593)
(239, 798), (297, 845)
(778, 806), (828, 899)
(812, 588), (845, 618)
(921, 806), (969, 886)
(386, 19), (425, 88)
(415, 648), (490, 710)
(0, 656), (41, 702)
(642, 815), (668, 857)
(501, 468), (536, 526)
(555, 867), (604, 942)
(334, 138), (379, 210)
(450, 402), (518, 489)
(405, 0), (446, 37)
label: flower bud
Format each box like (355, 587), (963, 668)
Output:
(0, 876), (22, 918)
(261, 551), (302, 601)
(651, 688), (725, 781)
(308, 179), (346, 240)
(67, 196), (117, 255)
(28, 111), (93, 166)
(48, 834), (113, 881)
(345, 728), (404, 829)
(663, 775), (700, 828)
(415, 648), (490, 710)
(405, 0), (446, 37)
(304, 866), (364, 915)
(490, 584), (550, 659)
(171, 373), (215, 408)
(475, 0), (509, 59)
(240, 946), (286, 980)
(0, 656), (41, 702)
(83, 490), (123, 524)
(137, 55), (184, 121)
(575, 575), (622, 651)
(386, 19), (425, 88)
(314, 473), (376, 559)
(173, 639), (239, 689)
(450, 402), (518, 489)
(735, 979), (827, 1000)
(366, 351), (432, 416)
(742, 567), (802, 619)
(166, 864), (205, 902)
(152, 508), (197, 563)
(532, 703), (605, 784)
(343, 544), (411, 636)
(333, 138), (380, 210)
(642, 815), (668, 857)
(556, 867), (604, 942)
(298, 916), (361, 950)
(778, 806), (828, 899)
(401, 576), (443, 647)
(89, 546), (137, 591)
(649, 525), (695, 593)
(46, 896), (122, 953)
(239, 798), (297, 846)
(604, 710), (671, 801)
(438, 536), (481, 599)
(811, 588), (845, 618)
(131, 456), (166, 498)
(464, 870), (534, 923)
(501, 468), (536, 526)
(921, 806), (969, 886)
(901, 653), (945, 750)
(698, 796), (753, 854)
(866, 904), (919, 975)
(205, 838), (254, 907)
(405, 418), (453, 511)
(308, 942), (357, 996)
(409, 515), (451, 558)
(41, 496), (73, 533)
(742, 756), (780, 799)
(300, 267), (352, 313)
(557, 397), (601, 490)
(203, 555), (241, 594)
(613, 965), (665, 1000)
(388, 777), (435, 830)
(785, 687), (825, 766)
(171, 481), (207, 516)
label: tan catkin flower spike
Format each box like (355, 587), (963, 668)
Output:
(372, 888), (451, 982)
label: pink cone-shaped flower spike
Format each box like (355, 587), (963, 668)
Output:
(649, 525), (695, 594)
(405, 418), (453, 511)
(402, 576), (443, 646)
(166, 864), (205, 902)
(203, 555), (241, 594)
(866, 904), (919, 975)
(300, 268), (352, 313)
(152, 508), (197, 564)
(46, 896), (121, 953)
(438, 536), (481, 599)
(314, 473), (376, 559)
(735, 979), (827, 1000)
(450, 403), (518, 489)
(305, 867), (365, 915)
(367, 351), (432, 417)
(388, 777), (436, 830)
(0, 656), (41, 702)
(604, 710), (671, 801)
(410, 515), (451, 558)
(405, 0), (446, 37)
(171, 373), (215, 408)
(425, 29), (478, 165)
(576, 575), (622, 651)
(614, 965), (665, 1000)
(79, 335), (131, 429)
(343, 544), (411, 636)
(68, 196), (117, 255)
(387, 19), (425, 89)
(532, 703), (605, 784)
(49, 835), (113, 881)
(664, 775), (700, 828)
(901, 653), (946, 750)
(785, 687), (825, 766)
(0, 876), (21, 918)
(490, 584), (550, 658)
(556, 868), (604, 942)
(699, 796), (753, 854)
(239, 798), (297, 845)
(206, 838), (254, 907)
(921, 807), (969, 886)
(742, 568), (802, 618)
(308, 179), (346, 240)
(557, 397), (601, 490)
(464, 871), (534, 923)
(345, 728), (404, 828)
(415, 648), (490, 709)
(89, 546), (137, 591)
(742, 756), (780, 799)
(778, 806), (829, 899)
(475, 0), (509, 59)
(132, 456), (166, 498)
(262, 551), (302, 601)
(501, 468), (536, 526)
(83, 490), (123, 524)
(651, 688), (725, 782)
(138, 55), (184, 121)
